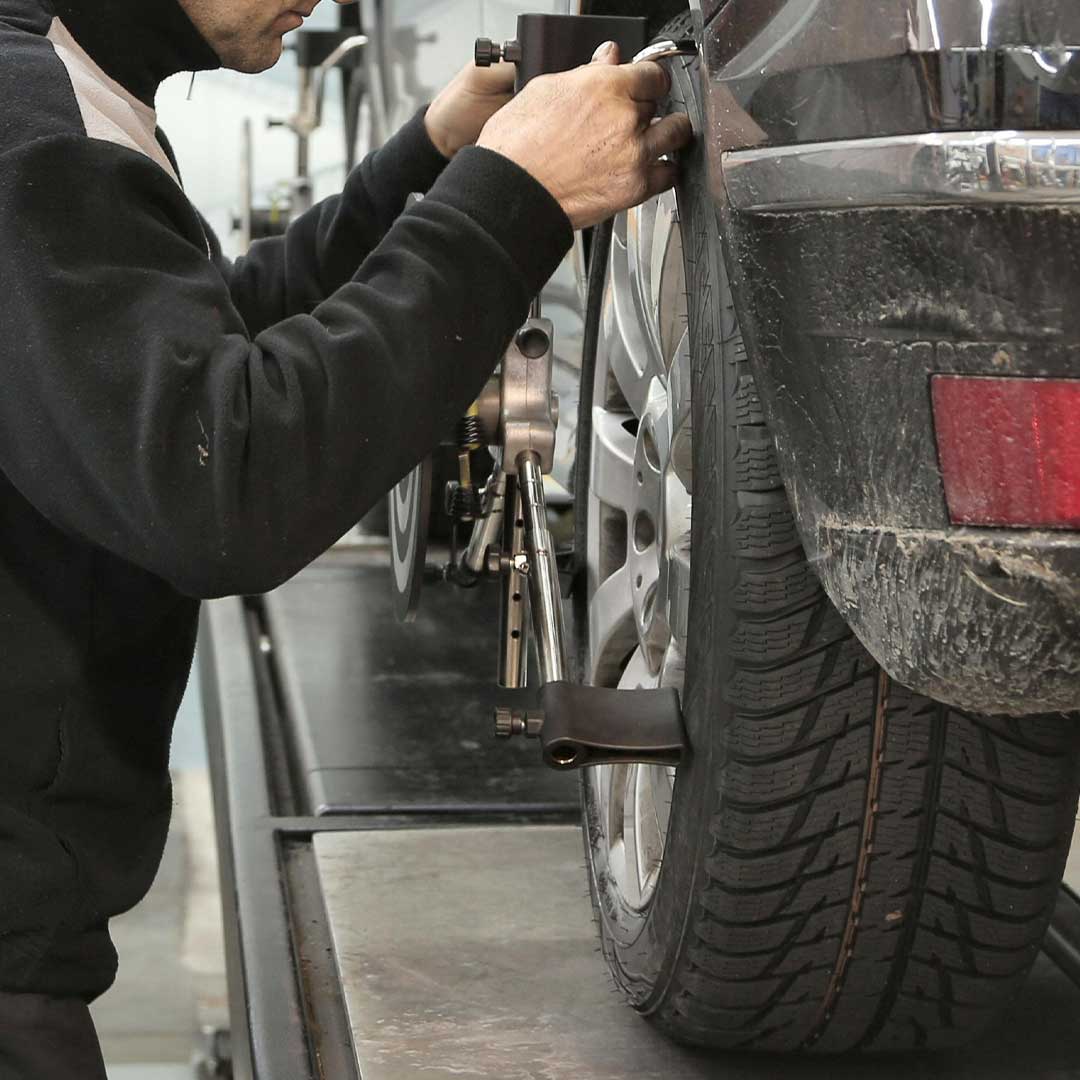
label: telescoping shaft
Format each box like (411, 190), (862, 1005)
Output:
(516, 450), (568, 686)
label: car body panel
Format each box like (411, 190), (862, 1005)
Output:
(700, 1), (1080, 714)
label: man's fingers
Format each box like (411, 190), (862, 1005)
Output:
(469, 59), (516, 94)
(619, 60), (672, 102)
(643, 112), (693, 159)
(645, 160), (679, 200)
(592, 41), (621, 65)
(485, 61), (517, 93)
(633, 100), (657, 128)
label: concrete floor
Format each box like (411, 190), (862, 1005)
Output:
(90, 659), (228, 1074)
(92, 767), (228, 1072)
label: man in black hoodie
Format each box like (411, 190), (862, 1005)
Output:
(0, 0), (690, 1073)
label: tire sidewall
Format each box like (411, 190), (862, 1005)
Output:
(581, 37), (740, 1015)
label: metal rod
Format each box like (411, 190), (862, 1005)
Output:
(498, 479), (528, 689)
(517, 451), (568, 685)
(238, 118), (253, 252)
(296, 69), (313, 187)
(313, 35), (369, 130)
(463, 467), (506, 577)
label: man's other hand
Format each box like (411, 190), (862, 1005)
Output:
(425, 61), (517, 160)
(476, 43), (694, 231)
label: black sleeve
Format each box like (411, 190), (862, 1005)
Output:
(225, 109), (450, 335)
(0, 134), (571, 599)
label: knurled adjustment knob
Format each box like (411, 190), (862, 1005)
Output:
(494, 706), (517, 739)
(474, 38), (500, 67)
(493, 707), (543, 739)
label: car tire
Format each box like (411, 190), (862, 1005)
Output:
(576, 11), (1080, 1053)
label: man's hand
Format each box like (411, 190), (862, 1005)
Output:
(425, 60), (517, 160)
(476, 43), (694, 231)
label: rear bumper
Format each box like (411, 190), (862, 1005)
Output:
(811, 523), (1080, 714)
(712, 131), (1080, 714)
(699, 1), (1080, 713)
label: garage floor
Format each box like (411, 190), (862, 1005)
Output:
(90, 662), (229, 1077)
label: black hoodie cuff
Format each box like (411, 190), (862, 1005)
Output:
(368, 107), (451, 200)
(425, 146), (574, 299)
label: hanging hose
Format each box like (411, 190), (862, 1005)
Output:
(569, 217), (615, 678)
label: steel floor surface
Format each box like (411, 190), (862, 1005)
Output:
(236, 555), (1080, 1077)
(315, 825), (1080, 1080)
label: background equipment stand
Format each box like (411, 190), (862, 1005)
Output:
(237, 3), (370, 246)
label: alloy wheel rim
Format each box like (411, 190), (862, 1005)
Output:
(585, 190), (692, 912)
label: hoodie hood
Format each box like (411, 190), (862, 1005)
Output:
(46, 0), (221, 106)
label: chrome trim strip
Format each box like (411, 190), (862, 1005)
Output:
(722, 131), (1080, 212)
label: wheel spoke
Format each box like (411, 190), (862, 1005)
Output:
(654, 193), (688, 373)
(605, 232), (661, 417)
(627, 201), (661, 364)
(588, 565), (636, 686)
(640, 191), (680, 360)
(635, 764), (666, 898)
(668, 327), (693, 492)
(634, 562), (661, 641)
(664, 532), (692, 656)
(622, 764), (643, 905)
(590, 408), (637, 513)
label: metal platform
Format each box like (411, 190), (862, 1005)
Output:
(262, 553), (577, 817)
(200, 549), (1080, 1080)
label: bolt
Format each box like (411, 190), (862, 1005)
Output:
(493, 708), (543, 739)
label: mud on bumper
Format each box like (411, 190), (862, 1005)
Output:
(811, 523), (1080, 715)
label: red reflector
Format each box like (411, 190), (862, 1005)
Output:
(931, 375), (1080, 529)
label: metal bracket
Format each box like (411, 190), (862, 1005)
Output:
(500, 319), (558, 474)
(494, 682), (687, 771)
(540, 682), (685, 770)
(475, 14), (648, 90)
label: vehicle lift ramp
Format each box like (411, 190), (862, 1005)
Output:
(199, 571), (1080, 1080)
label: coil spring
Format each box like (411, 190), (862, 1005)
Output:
(457, 414), (484, 451)
(446, 482), (483, 521)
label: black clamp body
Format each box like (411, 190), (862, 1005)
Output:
(538, 682), (686, 770)
(477, 14), (648, 89)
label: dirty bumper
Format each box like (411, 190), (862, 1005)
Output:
(812, 524), (1080, 715)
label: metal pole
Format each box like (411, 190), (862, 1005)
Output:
(464, 467), (506, 578)
(238, 118), (253, 252)
(497, 479), (528, 689)
(517, 451), (567, 685)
